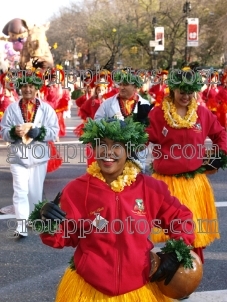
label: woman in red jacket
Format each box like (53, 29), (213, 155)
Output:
(201, 72), (220, 115)
(41, 68), (69, 137)
(79, 83), (107, 120)
(30, 118), (196, 302)
(146, 68), (227, 263)
(216, 73), (227, 129)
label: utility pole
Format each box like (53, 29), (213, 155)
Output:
(183, 1), (191, 65)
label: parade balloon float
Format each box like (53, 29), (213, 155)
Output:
(4, 42), (20, 67)
(2, 18), (28, 52)
(0, 41), (11, 72)
(2, 18), (53, 70)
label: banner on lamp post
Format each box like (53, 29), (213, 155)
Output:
(187, 18), (199, 47)
(154, 27), (164, 51)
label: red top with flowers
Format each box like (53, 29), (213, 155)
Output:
(117, 93), (139, 117)
(19, 99), (39, 122)
(149, 83), (169, 106)
(79, 96), (103, 120)
(21, 100), (36, 123)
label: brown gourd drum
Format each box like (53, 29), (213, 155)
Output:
(150, 251), (203, 299)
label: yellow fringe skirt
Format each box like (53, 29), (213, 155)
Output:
(55, 267), (173, 302)
(151, 173), (220, 248)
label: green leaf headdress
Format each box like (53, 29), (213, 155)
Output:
(167, 67), (203, 93)
(113, 70), (143, 88)
(79, 117), (148, 148)
(15, 73), (43, 90)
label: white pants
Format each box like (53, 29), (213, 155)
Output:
(10, 163), (47, 223)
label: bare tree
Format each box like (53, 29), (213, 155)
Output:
(46, 0), (227, 70)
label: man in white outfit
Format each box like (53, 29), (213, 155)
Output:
(94, 70), (152, 173)
(0, 74), (59, 237)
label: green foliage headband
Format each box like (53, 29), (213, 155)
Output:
(16, 76), (43, 90)
(113, 70), (143, 88)
(79, 117), (148, 148)
(167, 68), (203, 93)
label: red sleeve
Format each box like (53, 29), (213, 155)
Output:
(201, 88), (208, 101)
(0, 95), (3, 113)
(40, 218), (79, 249)
(79, 98), (93, 120)
(148, 85), (156, 97)
(40, 179), (87, 248)
(103, 88), (119, 99)
(201, 106), (227, 153)
(1, 97), (12, 112)
(62, 89), (70, 99)
(145, 176), (195, 246)
(56, 91), (69, 112)
(146, 106), (162, 144)
(216, 87), (227, 104)
(40, 85), (47, 94)
(76, 95), (86, 107)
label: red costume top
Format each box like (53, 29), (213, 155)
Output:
(146, 105), (227, 175)
(79, 95), (103, 120)
(149, 83), (169, 106)
(40, 173), (194, 296)
(216, 86), (227, 128)
(0, 89), (18, 119)
(195, 91), (206, 107)
(41, 84), (69, 112)
(201, 86), (220, 113)
(0, 95), (13, 118)
(0, 73), (19, 119)
(75, 94), (91, 108)
(41, 84), (69, 137)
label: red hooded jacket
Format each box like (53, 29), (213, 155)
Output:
(40, 173), (194, 296)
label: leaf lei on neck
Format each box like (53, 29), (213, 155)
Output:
(87, 160), (141, 192)
(162, 96), (198, 129)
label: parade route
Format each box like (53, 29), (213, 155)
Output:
(0, 0), (227, 299)
(0, 113), (226, 302)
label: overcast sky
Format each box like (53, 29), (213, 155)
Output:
(0, 0), (74, 36)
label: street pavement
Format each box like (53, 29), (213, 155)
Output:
(0, 107), (227, 302)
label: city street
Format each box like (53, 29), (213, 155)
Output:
(0, 107), (227, 302)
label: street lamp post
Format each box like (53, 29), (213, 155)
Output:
(152, 17), (158, 69)
(64, 60), (70, 70)
(183, 1), (191, 65)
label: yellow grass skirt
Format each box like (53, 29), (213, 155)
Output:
(151, 173), (220, 248)
(55, 267), (173, 302)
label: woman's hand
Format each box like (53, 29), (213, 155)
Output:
(150, 252), (181, 285)
(40, 192), (66, 222)
(15, 125), (26, 137)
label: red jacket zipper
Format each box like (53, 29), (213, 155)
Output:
(115, 195), (121, 295)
